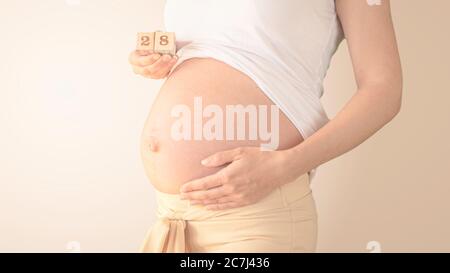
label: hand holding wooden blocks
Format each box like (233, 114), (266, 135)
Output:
(137, 31), (176, 56)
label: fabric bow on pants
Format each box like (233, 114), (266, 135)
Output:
(141, 217), (188, 253)
(140, 173), (317, 253)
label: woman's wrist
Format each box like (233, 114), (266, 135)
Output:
(275, 146), (311, 187)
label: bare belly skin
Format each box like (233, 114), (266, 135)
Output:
(140, 58), (304, 194)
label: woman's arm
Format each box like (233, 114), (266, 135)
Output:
(179, 0), (402, 210)
(283, 0), (403, 179)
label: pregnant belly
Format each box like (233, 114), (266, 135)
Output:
(140, 58), (304, 194)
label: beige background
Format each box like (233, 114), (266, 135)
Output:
(0, 0), (449, 253)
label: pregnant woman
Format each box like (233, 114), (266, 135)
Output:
(129, 0), (402, 253)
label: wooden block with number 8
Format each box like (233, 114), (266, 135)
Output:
(137, 32), (155, 51)
(154, 32), (176, 56)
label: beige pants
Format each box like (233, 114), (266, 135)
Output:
(139, 173), (317, 253)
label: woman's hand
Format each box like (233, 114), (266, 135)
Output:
(128, 50), (178, 79)
(179, 147), (301, 210)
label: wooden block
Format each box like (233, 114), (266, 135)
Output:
(154, 32), (176, 56)
(136, 32), (155, 51)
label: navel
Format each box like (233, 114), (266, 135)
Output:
(147, 136), (159, 152)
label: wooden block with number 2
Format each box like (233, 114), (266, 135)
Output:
(137, 32), (155, 51)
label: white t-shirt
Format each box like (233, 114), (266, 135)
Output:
(165, 0), (344, 180)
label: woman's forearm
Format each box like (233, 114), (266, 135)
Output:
(282, 84), (402, 181)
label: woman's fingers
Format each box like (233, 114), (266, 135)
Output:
(129, 50), (178, 79)
(145, 55), (177, 77)
(132, 65), (150, 77)
(129, 51), (159, 67)
(180, 173), (224, 193)
(181, 186), (227, 202)
(156, 57), (178, 77)
(136, 49), (153, 56)
(201, 147), (246, 167)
